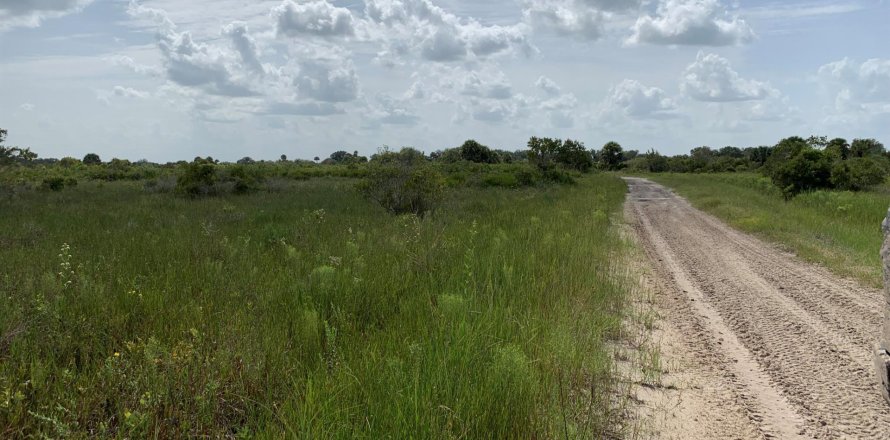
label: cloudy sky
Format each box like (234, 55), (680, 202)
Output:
(1, 0), (888, 161)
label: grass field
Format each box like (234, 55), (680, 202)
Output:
(645, 173), (890, 287)
(0, 175), (636, 438)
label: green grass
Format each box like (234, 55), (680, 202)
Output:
(0, 175), (634, 438)
(644, 173), (890, 287)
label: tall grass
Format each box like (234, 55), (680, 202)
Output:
(647, 173), (890, 287)
(0, 175), (633, 438)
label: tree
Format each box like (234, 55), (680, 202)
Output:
(769, 149), (832, 199)
(83, 153), (102, 165)
(598, 141), (624, 171)
(831, 157), (888, 190)
(0, 128), (6, 144)
(280, 154), (288, 162)
(850, 138), (885, 158)
(643, 149), (669, 172)
(458, 139), (497, 163)
(527, 137), (562, 171)
(237, 157), (255, 164)
(824, 138), (850, 161)
(557, 139), (593, 172)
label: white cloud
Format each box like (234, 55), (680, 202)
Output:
(223, 22), (264, 74)
(457, 71), (513, 100)
(522, 0), (606, 40)
(113, 86), (151, 99)
(681, 52), (776, 102)
(628, 0), (754, 46)
(365, 0), (532, 62)
(158, 29), (257, 97)
(0, 0), (93, 31)
(262, 101), (344, 116)
(368, 94), (421, 125)
(274, 0), (355, 38)
(535, 76), (562, 96)
(295, 59), (359, 103)
(602, 79), (678, 119)
(819, 58), (890, 107)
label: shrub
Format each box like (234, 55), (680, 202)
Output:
(40, 177), (65, 191)
(769, 149), (831, 199)
(459, 140), (499, 164)
(82, 153), (101, 165)
(831, 157), (888, 191)
(358, 164), (444, 216)
(556, 139), (593, 172)
(175, 158), (218, 197)
(481, 172), (519, 188)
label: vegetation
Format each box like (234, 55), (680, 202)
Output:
(0, 173), (636, 438)
(624, 135), (889, 199)
(648, 173), (890, 287)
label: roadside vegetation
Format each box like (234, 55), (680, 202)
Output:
(0, 129), (645, 438)
(647, 173), (890, 287)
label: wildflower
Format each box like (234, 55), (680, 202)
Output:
(114, 352), (120, 358)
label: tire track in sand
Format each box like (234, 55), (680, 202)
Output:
(625, 177), (890, 439)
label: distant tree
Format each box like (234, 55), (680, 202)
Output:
(806, 135), (829, 149)
(644, 149), (669, 172)
(769, 149), (832, 199)
(83, 153), (102, 165)
(557, 139), (593, 172)
(718, 146), (744, 158)
(598, 141), (624, 171)
(824, 138), (850, 161)
(850, 138), (885, 158)
(314, 157), (320, 162)
(744, 146), (772, 168)
(237, 157), (255, 165)
(329, 150), (353, 164)
(458, 139), (498, 163)
(623, 150), (639, 161)
(527, 137), (562, 171)
(280, 154), (288, 162)
(0, 128), (6, 144)
(765, 137), (809, 173)
(59, 157), (80, 167)
(831, 157), (888, 191)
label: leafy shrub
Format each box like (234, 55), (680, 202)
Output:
(542, 169), (575, 184)
(358, 164), (445, 216)
(769, 149), (831, 199)
(481, 172), (519, 188)
(40, 177), (65, 191)
(831, 157), (888, 190)
(459, 140), (499, 164)
(175, 158), (218, 197)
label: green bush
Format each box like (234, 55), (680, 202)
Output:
(481, 172), (519, 188)
(831, 157), (888, 191)
(40, 176), (65, 191)
(175, 158), (218, 197)
(358, 164), (445, 215)
(769, 149), (831, 199)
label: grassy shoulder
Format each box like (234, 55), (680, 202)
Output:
(642, 172), (890, 287)
(0, 175), (635, 438)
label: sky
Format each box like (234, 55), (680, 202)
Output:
(1, 0), (888, 162)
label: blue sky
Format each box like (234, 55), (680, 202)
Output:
(1, 0), (888, 161)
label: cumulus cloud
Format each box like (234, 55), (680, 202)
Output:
(521, 0), (641, 40)
(127, 3), (258, 97)
(681, 52), (776, 101)
(262, 101), (344, 116)
(369, 94), (421, 125)
(628, 0), (754, 46)
(0, 0), (93, 31)
(365, 0), (532, 62)
(113, 86), (151, 99)
(458, 72), (513, 100)
(603, 79), (678, 119)
(535, 76), (562, 96)
(223, 22), (264, 74)
(274, 0), (355, 38)
(295, 59), (360, 103)
(818, 58), (890, 108)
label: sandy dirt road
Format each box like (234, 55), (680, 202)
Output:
(624, 177), (890, 439)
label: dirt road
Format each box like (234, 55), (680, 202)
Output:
(624, 177), (890, 439)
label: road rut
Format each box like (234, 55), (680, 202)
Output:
(625, 177), (890, 439)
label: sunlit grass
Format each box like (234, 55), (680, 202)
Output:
(646, 173), (890, 287)
(0, 175), (634, 438)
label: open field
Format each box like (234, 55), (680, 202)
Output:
(643, 173), (890, 287)
(0, 175), (637, 438)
